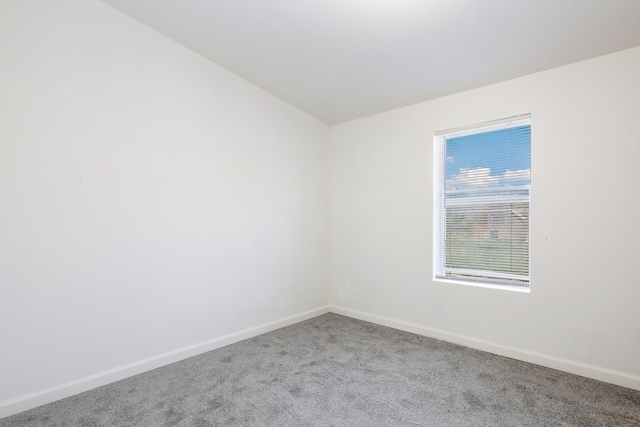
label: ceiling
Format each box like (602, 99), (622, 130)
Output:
(100, 0), (640, 124)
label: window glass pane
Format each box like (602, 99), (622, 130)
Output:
(445, 202), (529, 275)
(446, 126), (531, 191)
(434, 116), (531, 288)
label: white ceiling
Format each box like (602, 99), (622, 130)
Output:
(101, 0), (640, 124)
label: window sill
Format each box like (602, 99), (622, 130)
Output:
(433, 277), (530, 293)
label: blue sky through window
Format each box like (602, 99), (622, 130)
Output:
(446, 125), (531, 190)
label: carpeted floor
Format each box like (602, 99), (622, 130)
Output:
(2, 313), (640, 426)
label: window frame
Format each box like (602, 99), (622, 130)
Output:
(433, 114), (531, 292)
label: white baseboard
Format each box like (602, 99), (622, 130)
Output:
(330, 305), (640, 391)
(0, 305), (330, 419)
(4, 304), (637, 420)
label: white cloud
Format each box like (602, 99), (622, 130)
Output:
(502, 169), (530, 182)
(447, 167), (500, 188)
(447, 156), (455, 163)
(447, 168), (530, 189)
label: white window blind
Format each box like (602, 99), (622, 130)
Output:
(434, 115), (531, 288)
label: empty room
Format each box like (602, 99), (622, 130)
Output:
(1, 0), (639, 425)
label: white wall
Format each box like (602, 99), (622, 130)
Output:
(330, 47), (640, 389)
(0, 0), (329, 413)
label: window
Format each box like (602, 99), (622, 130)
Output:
(434, 114), (531, 289)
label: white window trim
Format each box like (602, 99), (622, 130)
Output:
(433, 114), (531, 292)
